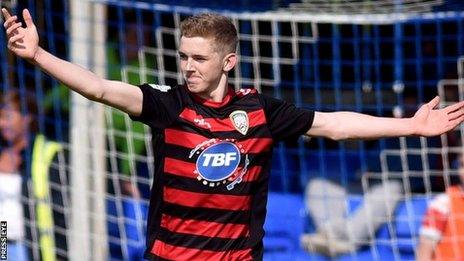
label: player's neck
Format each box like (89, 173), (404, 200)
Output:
(200, 75), (230, 102)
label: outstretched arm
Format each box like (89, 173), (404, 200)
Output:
(2, 8), (143, 116)
(306, 96), (464, 140)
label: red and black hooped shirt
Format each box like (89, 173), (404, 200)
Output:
(131, 84), (314, 260)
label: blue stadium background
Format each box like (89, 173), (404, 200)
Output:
(1, 0), (464, 260)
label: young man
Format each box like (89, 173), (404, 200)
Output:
(0, 90), (66, 261)
(3, 8), (464, 260)
(417, 151), (464, 261)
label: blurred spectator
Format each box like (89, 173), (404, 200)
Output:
(417, 150), (464, 261)
(301, 176), (402, 256)
(0, 90), (37, 261)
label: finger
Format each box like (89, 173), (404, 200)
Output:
(427, 96), (440, 109)
(23, 9), (34, 27)
(448, 107), (464, 121)
(8, 32), (25, 46)
(6, 22), (22, 36)
(448, 114), (464, 131)
(9, 32), (25, 42)
(8, 41), (25, 51)
(444, 100), (464, 113)
(7, 41), (15, 51)
(3, 15), (17, 28)
(1, 8), (12, 21)
(8, 42), (26, 51)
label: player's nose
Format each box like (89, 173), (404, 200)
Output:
(185, 58), (195, 71)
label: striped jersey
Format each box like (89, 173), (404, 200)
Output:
(420, 192), (450, 242)
(419, 185), (464, 260)
(130, 84), (314, 260)
(420, 186), (464, 243)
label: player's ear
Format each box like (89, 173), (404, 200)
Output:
(223, 53), (237, 72)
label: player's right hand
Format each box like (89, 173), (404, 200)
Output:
(2, 8), (39, 61)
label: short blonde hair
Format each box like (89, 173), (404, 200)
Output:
(180, 13), (238, 54)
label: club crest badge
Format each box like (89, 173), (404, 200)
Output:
(229, 110), (249, 135)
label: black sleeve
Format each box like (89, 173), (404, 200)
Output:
(260, 94), (314, 142)
(129, 84), (182, 131)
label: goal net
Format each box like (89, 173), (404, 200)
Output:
(0, 0), (463, 260)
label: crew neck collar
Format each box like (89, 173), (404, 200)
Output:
(189, 86), (235, 108)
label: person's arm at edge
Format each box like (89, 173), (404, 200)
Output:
(306, 96), (464, 140)
(32, 47), (142, 115)
(2, 8), (142, 116)
(416, 235), (436, 261)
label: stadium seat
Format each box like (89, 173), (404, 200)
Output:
(107, 199), (123, 259)
(264, 192), (306, 252)
(107, 197), (148, 261)
(379, 196), (427, 260)
(264, 192), (428, 261)
(265, 251), (328, 261)
(264, 192), (326, 260)
(122, 198), (148, 261)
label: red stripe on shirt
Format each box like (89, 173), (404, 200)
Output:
(164, 157), (196, 178)
(164, 157), (262, 182)
(160, 214), (249, 239)
(151, 240), (253, 261)
(422, 208), (448, 234)
(242, 166), (262, 182)
(165, 128), (273, 153)
(165, 128), (208, 148)
(164, 187), (251, 211)
(179, 108), (266, 132)
(240, 137), (272, 153)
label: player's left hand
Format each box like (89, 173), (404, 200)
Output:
(2, 8), (39, 61)
(412, 96), (464, 136)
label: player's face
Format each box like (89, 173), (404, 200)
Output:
(178, 36), (226, 97)
(0, 104), (27, 143)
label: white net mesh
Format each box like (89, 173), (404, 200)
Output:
(3, 0), (464, 260)
(289, 0), (445, 14)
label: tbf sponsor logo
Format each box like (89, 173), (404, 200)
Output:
(196, 142), (241, 182)
(190, 139), (249, 190)
(201, 152), (238, 167)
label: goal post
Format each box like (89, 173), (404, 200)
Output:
(69, 1), (107, 260)
(70, 1), (464, 260)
